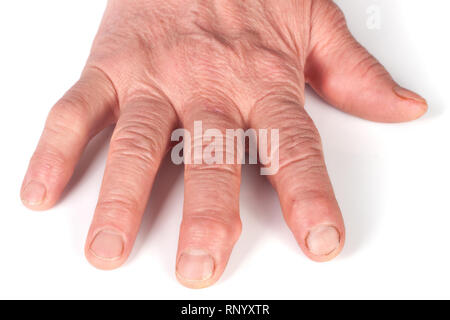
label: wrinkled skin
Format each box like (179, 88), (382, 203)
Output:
(21, 0), (427, 289)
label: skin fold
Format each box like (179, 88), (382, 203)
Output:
(20, 0), (427, 289)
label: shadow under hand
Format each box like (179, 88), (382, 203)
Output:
(327, 152), (381, 258)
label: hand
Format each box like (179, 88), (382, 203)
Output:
(21, 0), (427, 289)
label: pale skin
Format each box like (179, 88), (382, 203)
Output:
(21, 0), (427, 289)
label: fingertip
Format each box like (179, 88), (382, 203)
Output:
(176, 274), (217, 289)
(85, 228), (128, 271)
(283, 196), (346, 263)
(176, 249), (217, 289)
(174, 218), (240, 289)
(85, 249), (127, 271)
(306, 225), (340, 256)
(303, 224), (345, 263)
(393, 86), (428, 122)
(394, 86), (427, 105)
(20, 179), (56, 211)
(21, 180), (46, 207)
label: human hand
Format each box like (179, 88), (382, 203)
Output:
(21, 0), (427, 288)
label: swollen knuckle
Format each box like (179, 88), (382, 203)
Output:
(31, 147), (68, 175)
(48, 99), (88, 139)
(183, 214), (242, 244)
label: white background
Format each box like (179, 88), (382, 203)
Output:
(0, 0), (449, 299)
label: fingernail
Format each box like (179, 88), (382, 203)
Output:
(306, 225), (340, 256)
(21, 181), (47, 206)
(177, 250), (215, 281)
(90, 229), (124, 261)
(393, 86), (427, 105)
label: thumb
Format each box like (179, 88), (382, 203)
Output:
(305, 1), (427, 123)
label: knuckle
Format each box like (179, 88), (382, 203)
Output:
(47, 98), (89, 139)
(250, 93), (304, 128)
(252, 101), (324, 174)
(288, 194), (335, 222)
(182, 213), (242, 245)
(311, 1), (349, 56)
(184, 169), (240, 211)
(111, 135), (158, 166)
(186, 163), (239, 178)
(350, 51), (388, 82)
(277, 127), (323, 173)
(327, 4), (346, 26)
(59, 89), (90, 112)
(277, 150), (325, 178)
(95, 196), (140, 230)
(186, 130), (242, 168)
(313, 0), (346, 29)
(31, 146), (69, 176)
(281, 109), (321, 147)
(110, 120), (164, 168)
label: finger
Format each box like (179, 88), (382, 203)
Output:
(85, 94), (177, 270)
(305, 1), (427, 123)
(176, 99), (244, 289)
(250, 96), (345, 262)
(21, 67), (117, 210)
